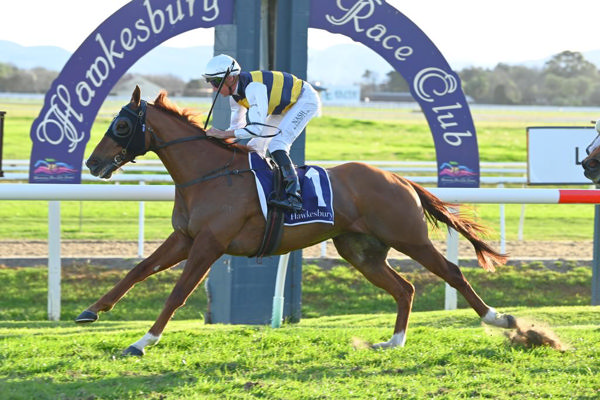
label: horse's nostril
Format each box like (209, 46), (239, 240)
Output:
(86, 158), (97, 168)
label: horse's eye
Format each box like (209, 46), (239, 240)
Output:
(116, 122), (129, 134)
(113, 118), (132, 137)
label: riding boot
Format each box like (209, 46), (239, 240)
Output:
(269, 150), (303, 212)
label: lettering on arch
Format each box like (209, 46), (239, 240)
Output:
(310, 0), (479, 187)
(29, 0), (234, 183)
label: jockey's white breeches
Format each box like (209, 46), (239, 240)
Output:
(248, 84), (321, 157)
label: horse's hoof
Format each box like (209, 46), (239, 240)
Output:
(75, 310), (98, 324)
(506, 314), (517, 329)
(122, 345), (145, 357)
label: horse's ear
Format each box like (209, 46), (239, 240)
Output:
(131, 85), (141, 108)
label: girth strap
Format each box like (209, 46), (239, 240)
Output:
(254, 161), (285, 259)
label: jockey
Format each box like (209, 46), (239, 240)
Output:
(203, 54), (321, 213)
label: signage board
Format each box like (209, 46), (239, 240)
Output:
(320, 85), (361, 105)
(527, 126), (596, 185)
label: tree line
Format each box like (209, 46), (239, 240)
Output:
(363, 51), (600, 106)
(1, 50), (600, 106)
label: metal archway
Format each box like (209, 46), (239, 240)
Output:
(309, 0), (479, 187)
(29, 0), (235, 183)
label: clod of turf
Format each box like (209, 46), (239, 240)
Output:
(505, 318), (565, 351)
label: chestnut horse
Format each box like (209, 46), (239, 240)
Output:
(581, 120), (600, 183)
(77, 86), (516, 356)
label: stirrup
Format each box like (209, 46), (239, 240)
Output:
(269, 195), (303, 213)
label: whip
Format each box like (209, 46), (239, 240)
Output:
(203, 60), (235, 130)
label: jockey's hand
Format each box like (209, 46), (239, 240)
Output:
(206, 127), (235, 139)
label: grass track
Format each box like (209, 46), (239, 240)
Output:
(2, 98), (600, 398)
(0, 264), (598, 398)
(1, 308), (599, 399)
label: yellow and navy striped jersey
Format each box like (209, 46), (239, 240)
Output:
(233, 71), (304, 115)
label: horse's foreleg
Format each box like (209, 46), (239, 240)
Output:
(76, 231), (192, 323)
(123, 231), (224, 356)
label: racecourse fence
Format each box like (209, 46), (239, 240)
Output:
(3, 182), (600, 321)
(2, 159), (530, 256)
(4, 159), (600, 321)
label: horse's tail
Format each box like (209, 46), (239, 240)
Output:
(407, 180), (507, 272)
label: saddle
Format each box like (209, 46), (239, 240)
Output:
(249, 152), (334, 259)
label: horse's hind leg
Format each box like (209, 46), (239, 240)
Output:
(75, 231), (192, 323)
(333, 233), (415, 349)
(395, 241), (515, 329)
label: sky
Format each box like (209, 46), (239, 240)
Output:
(1, 0), (599, 67)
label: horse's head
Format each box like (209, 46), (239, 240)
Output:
(582, 120), (600, 184)
(86, 85), (150, 179)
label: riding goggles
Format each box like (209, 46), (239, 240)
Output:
(207, 77), (223, 88)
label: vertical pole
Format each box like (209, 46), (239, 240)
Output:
(592, 204), (600, 305)
(498, 183), (506, 254)
(138, 181), (146, 258)
(79, 201), (83, 231)
(445, 207), (458, 310)
(320, 241), (327, 257)
(274, 0), (310, 323)
(0, 111), (5, 177)
(48, 201), (61, 321)
(518, 204), (525, 241)
(271, 253), (290, 328)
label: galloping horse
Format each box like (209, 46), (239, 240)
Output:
(581, 120), (600, 183)
(78, 86), (517, 356)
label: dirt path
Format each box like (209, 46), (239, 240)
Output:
(1, 239), (593, 260)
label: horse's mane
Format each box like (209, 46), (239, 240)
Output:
(152, 90), (250, 152)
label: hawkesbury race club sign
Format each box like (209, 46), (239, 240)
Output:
(29, 0), (478, 188)
(310, 0), (479, 187)
(29, 0), (233, 183)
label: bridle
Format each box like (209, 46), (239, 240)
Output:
(106, 100), (149, 167)
(106, 100), (251, 188)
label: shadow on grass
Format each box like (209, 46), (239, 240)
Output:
(0, 372), (199, 400)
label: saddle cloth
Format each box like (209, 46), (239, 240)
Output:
(249, 152), (334, 226)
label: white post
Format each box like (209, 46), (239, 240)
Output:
(271, 253), (290, 328)
(518, 204), (525, 241)
(48, 201), (61, 321)
(518, 183), (526, 241)
(445, 207), (458, 310)
(498, 184), (506, 254)
(138, 181), (146, 258)
(320, 241), (327, 257)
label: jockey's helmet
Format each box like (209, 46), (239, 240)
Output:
(203, 54), (241, 80)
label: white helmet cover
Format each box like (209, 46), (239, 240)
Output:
(203, 54), (241, 79)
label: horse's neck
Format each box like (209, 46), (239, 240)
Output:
(151, 120), (232, 186)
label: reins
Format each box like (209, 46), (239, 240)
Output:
(149, 131), (207, 151)
(143, 105), (253, 189)
(174, 145), (252, 189)
(203, 61), (282, 138)
(114, 97), (255, 190)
